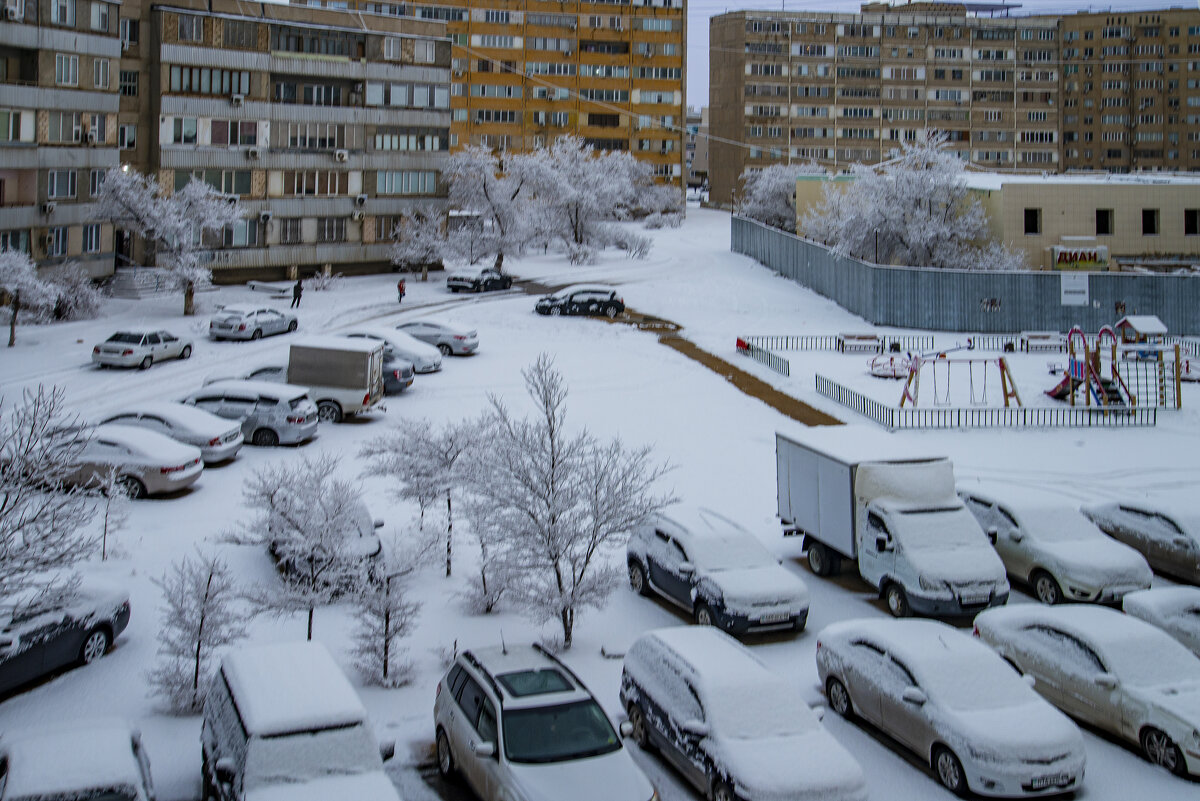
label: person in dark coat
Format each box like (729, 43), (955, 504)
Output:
(397, 278), (406, 304)
(291, 279), (303, 308)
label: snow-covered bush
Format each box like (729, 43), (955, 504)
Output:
(305, 270), (344, 292)
(644, 212), (684, 231)
(43, 265), (103, 320)
(389, 209), (446, 280)
(567, 243), (597, 265)
(736, 162), (825, 232)
(606, 227), (652, 260)
(351, 571), (421, 688)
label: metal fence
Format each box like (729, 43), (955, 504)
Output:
(741, 333), (934, 353)
(732, 217), (1200, 335)
(814, 375), (1159, 429)
(738, 340), (791, 377)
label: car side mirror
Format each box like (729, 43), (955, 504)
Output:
(986, 528), (998, 545)
(875, 535), (890, 553)
(374, 518), (385, 529)
(901, 687), (927, 706)
(1009, 530), (1024, 543)
(471, 740), (496, 758)
(1095, 673), (1119, 690)
(379, 739), (395, 762)
(680, 719), (710, 738)
(678, 561), (695, 575)
(619, 720), (635, 738)
(214, 758), (235, 785)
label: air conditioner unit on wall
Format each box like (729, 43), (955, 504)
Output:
(351, 210), (364, 221)
(354, 193), (368, 206)
(231, 94), (245, 106)
(259, 210), (273, 222)
(5, 0), (23, 22)
(41, 201), (56, 215)
(335, 149), (349, 162)
(247, 147), (261, 159)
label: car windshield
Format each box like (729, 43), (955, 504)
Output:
(915, 651), (1035, 711)
(897, 507), (982, 550)
(287, 396), (309, 410)
(686, 534), (776, 571)
(243, 723), (380, 791)
(106, 333), (143, 344)
(1024, 508), (1101, 542)
(1104, 633), (1200, 687)
(501, 699), (621, 764)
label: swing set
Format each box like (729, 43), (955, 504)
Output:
(899, 343), (1022, 408)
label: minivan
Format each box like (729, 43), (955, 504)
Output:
(182, 380), (318, 447)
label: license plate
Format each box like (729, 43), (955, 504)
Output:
(757, 612), (790, 624)
(1031, 774), (1070, 789)
(960, 593), (990, 605)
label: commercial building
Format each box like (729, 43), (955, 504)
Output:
(710, 3), (1200, 207)
(295, 0), (688, 188)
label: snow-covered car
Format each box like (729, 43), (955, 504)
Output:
(0, 579), (131, 696)
(91, 330), (192, 370)
(208, 305), (297, 341)
(958, 483), (1152, 605)
(267, 497), (384, 590)
(817, 618), (1086, 797)
(64, 423), (203, 498)
(383, 354), (415, 394)
(0, 719), (156, 801)
(100, 401), (244, 464)
(622, 626), (867, 801)
(183, 380), (319, 447)
(434, 643), (656, 801)
(627, 507), (809, 634)
(974, 604), (1200, 777)
(396, 320), (479, 356)
(446, 268), (512, 293)
(341, 327), (442, 373)
(1081, 499), (1200, 584)
(534, 285), (625, 318)
(202, 641), (399, 801)
(1123, 587), (1200, 657)
(202, 364), (287, 385)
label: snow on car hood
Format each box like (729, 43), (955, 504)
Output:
(245, 770), (400, 801)
(708, 731), (867, 801)
(702, 564), (809, 612)
(942, 702), (1086, 767)
(1038, 538), (1152, 586)
(506, 747), (652, 801)
(902, 545), (1006, 585)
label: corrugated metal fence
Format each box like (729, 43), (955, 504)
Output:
(731, 217), (1200, 335)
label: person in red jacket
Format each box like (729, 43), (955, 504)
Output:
(397, 278), (406, 304)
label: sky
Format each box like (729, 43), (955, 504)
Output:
(686, 0), (1188, 106)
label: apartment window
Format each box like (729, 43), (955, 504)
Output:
(118, 124), (136, 149)
(1096, 209), (1114, 236)
(316, 217), (346, 243)
(178, 14), (203, 43)
(174, 169), (250, 195)
(47, 170), (77, 199)
(82, 223), (101, 254)
(173, 118), (197, 144)
(1142, 208), (1160, 235)
(47, 227), (68, 257)
(91, 2), (110, 31)
(94, 59), (110, 89)
(211, 120), (257, 146)
(119, 70), (138, 96)
(223, 20), (257, 48)
(1023, 208), (1041, 235)
(51, 0), (74, 26)
(86, 113), (105, 142)
(55, 54), (79, 86)
(376, 170), (437, 195)
(279, 218), (303, 245)
(171, 67), (250, 96)
(414, 40), (436, 64)
(89, 169), (105, 196)
(47, 112), (82, 143)
(285, 170), (346, 196)
(120, 18), (139, 47)
(1185, 209), (1199, 236)
(0, 231), (30, 254)
(222, 220), (259, 248)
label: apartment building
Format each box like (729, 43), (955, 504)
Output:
(710, 3), (1200, 207)
(1, 0), (122, 277)
(295, 0), (687, 188)
(685, 105), (707, 187)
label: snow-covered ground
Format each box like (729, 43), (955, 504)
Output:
(3, 206), (1199, 801)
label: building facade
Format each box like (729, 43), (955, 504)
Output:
(296, 0), (688, 188)
(710, 3), (1200, 207)
(685, 105), (707, 187)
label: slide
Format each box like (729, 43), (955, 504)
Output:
(1045, 374), (1075, 401)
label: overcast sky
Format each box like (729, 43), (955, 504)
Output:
(686, 0), (1189, 105)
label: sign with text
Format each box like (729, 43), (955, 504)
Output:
(1052, 245), (1109, 270)
(1060, 273), (1090, 306)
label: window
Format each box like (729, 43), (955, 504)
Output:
(119, 70), (138, 96)
(222, 219), (259, 247)
(119, 18), (139, 48)
(316, 217), (346, 243)
(118, 124), (136, 149)
(1143, 209), (1160, 235)
(284, 170), (346, 196)
(178, 14), (203, 43)
(94, 59), (110, 89)
(173, 118), (197, 144)
(1024, 208), (1041, 235)
(1096, 209), (1114, 236)
(376, 171), (438, 195)
(89, 169), (105, 196)
(47, 227), (68, 257)
(91, 2), (110, 31)
(51, 0), (74, 26)
(279, 218), (303, 244)
(414, 40), (436, 64)
(47, 170), (77, 199)
(224, 20), (257, 48)
(55, 54), (79, 86)
(86, 113), (105, 142)
(211, 120), (257, 147)
(47, 112), (81, 143)
(82, 223), (101, 253)
(1186, 209), (1200, 236)
(170, 67), (250, 96)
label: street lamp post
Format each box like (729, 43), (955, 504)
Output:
(874, 229), (879, 263)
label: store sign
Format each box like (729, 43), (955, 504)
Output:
(1052, 245), (1109, 270)
(1060, 273), (1090, 306)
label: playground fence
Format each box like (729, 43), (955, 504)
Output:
(815, 375), (1159, 430)
(739, 339), (791, 377)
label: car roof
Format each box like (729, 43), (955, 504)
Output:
(220, 642), (367, 737)
(0, 719), (143, 799)
(636, 626), (772, 694)
(956, 481), (1081, 514)
(194, 379), (310, 401)
(215, 304), (268, 314)
(1090, 497), (1200, 533)
(463, 645), (591, 710)
(93, 423), (201, 461)
(106, 401), (234, 431)
(648, 507), (755, 545)
(977, 603), (1172, 651)
(110, 329), (167, 337)
(822, 619), (993, 669)
(293, 335), (382, 353)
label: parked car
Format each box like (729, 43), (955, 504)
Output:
(447, 268), (512, 293)
(202, 364), (287, 385)
(974, 604), (1200, 777)
(92, 330), (192, 370)
(958, 483), (1152, 605)
(396, 320), (479, 356)
(534, 285), (625, 318)
(182, 380), (318, 447)
(1123, 586), (1200, 657)
(64, 423), (203, 498)
(622, 626), (867, 801)
(433, 643), (656, 801)
(383, 355), (415, 394)
(341, 327), (442, 373)
(100, 401), (244, 464)
(0, 719), (155, 801)
(1082, 499), (1200, 584)
(818, 618), (1086, 797)
(209, 305), (297, 341)
(268, 496), (384, 590)
(1, 578), (131, 696)
(626, 507), (809, 634)
(202, 641), (399, 801)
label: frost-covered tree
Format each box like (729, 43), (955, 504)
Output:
(0, 251), (53, 347)
(0, 386), (96, 598)
(388, 208), (446, 281)
(351, 565), (421, 688)
(458, 495), (518, 614)
(147, 551), (248, 713)
(97, 168), (244, 315)
(233, 453), (367, 640)
(94, 467), (132, 561)
(801, 135), (1026, 271)
(735, 162), (825, 233)
(443, 146), (529, 271)
(473, 355), (673, 648)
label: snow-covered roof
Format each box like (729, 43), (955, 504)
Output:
(956, 480), (1078, 513)
(542, 284), (618, 298)
(246, 770), (401, 801)
(220, 642), (368, 737)
(979, 604), (1167, 651)
(777, 427), (946, 466)
(196, 379), (311, 401)
(1124, 587), (1200, 621)
(1086, 497), (1200, 535)
(93, 423), (202, 463)
(1115, 315), (1168, 335)
(213, 304), (271, 315)
(107, 401), (238, 435)
(648, 626), (770, 693)
(345, 327), (438, 354)
(0, 719), (144, 800)
(292, 335), (383, 353)
(961, 171), (1200, 192)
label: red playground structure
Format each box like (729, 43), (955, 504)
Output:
(1045, 326), (1130, 407)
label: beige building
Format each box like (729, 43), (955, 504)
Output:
(685, 105), (707, 187)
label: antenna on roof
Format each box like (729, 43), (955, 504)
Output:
(500, 630), (507, 655)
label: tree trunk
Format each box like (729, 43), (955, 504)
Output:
(560, 606), (573, 649)
(184, 280), (196, 316)
(421, 263), (429, 282)
(7, 290), (18, 347)
(193, 569), (215, 706)
(444, 493), (453, 577)
(306, 607), (314, 641)
(494, 251), (504, 271)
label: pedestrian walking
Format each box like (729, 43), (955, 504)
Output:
(397, 278), (406, 305)
(291, 279), (303, 308)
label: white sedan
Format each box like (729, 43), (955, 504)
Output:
(974, 604), (1200, 778)
(341, 327), (442, 373)
(959, 483), (1152, 605)
(100, 401), (244, 464)
(1123, 586), (1200, 658)
(65, 423), (203, 498)
(209, 305), (297, 341)
(817, 618), (1086, 797)
(396, 320), (479, 356)
(92, 330), (192, 369)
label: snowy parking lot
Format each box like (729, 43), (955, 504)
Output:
(2, 206), (1199, 801)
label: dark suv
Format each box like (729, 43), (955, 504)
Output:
(447, 268), (512, 293)
(534, 286), (625, 318)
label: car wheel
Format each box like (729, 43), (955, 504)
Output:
(118, 475), (146, 500)
(436, 728), (456, 779)
(827, 677), (853, 719)
(180, 345), (192, 359)
(933, 746), (969, 797)
(1031, 570), (1063, 605)
(626, 702), (651, 750)
(250, 328), (263, 340)
(252, 428), (279, 447)
(694, 603), (715, 627)
(450, 287), (460, 293)
(628, 562), (650, 596)
(713, 780), (737, 801)
(502, 278), (512, 289)
(317, 401), (343, 423)
(139, 355), (153, 370)
(78, 627), (110, 665)
(807, 542), (834, 576)
(885, 583), (911, 618)
(438, 343), (452, 356)
(604, 304), (619, 319)
(287, 320), (298, 333)
(1141, 727), (1187, 776)
(549, 306), (562, 316)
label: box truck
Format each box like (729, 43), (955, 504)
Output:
(777, 427), (1008, 617)
(287, 336), (385, 424)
